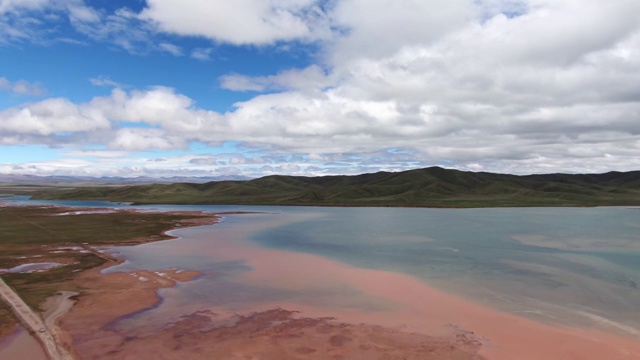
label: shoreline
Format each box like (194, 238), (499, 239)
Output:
(0, 206), (221, 359)
(54, 264), (486, 359)
(46, 209), (221, 359)
(175, 218), (640, 360)
(54, 211), (640, 359)
(40, 210), (486, 359)
(3, 205), (640, 359)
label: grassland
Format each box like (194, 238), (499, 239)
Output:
(31, 166), (640, 207)
(0, 205), (216, 335)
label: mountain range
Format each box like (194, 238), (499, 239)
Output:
(29, 167), (640, 207)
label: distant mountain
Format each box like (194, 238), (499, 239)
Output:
(30, 167), (640, 207)
(0, 174), (250, 185)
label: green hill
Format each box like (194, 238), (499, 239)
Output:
(31, 167), (640, 207)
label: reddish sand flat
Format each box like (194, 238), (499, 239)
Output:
(57, 263), (203, 359)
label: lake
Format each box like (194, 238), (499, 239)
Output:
(5, 198), (640, 358)
(97, 205), (640, 337)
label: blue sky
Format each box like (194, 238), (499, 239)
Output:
(1, 0), (640, 178)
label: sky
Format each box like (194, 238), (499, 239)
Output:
(1, 0), (640, 179)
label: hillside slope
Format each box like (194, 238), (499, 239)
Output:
(32, 167), (640, 207)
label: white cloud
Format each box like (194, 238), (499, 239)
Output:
(89, 76), (125, 88)
(0, 97), (109, 136)
(190, 47), (212, 61)
(327, 0), (475, 62)
(220, 65), (332, 92)
(139, 0), (329, 45)
(0, 0), (50, 14)
(0, 77), (46, 96)
(109, 128), (185, 151)
(70, 7), (156, 54)
(219, 74), (268, 92)
(158, 42), (183, 56)
(4, 0), (640, 176)
(90, 87), (220, 133)
(66, 2), (100, 23)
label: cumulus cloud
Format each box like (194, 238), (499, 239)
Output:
(0, 97), (109, 136)
(3, 0), (640, 176)
(109, 128), (185, 151)
(327, 0), (475, 62)
(89, 87), (221, 133)
(139, 0), (330, 45)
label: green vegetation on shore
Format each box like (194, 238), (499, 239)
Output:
(31, 167), (640, 207)
(0, 206), (214, 328)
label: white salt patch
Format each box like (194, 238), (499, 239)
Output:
(138, 277), (149, 282)
(56, 210), (118, 216)
(56, 247), (83, 251)
(0, 262), (63, 274)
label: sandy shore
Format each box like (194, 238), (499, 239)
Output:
(0, 207), (221, 359)
(57, 262), (204, 359)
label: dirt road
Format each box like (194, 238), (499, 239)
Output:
(43, 291), (78, 329)
(0, 277), (72, 360)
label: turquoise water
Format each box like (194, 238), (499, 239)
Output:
(6, 199), (640, 335)
(248, 207), (640, 330)
(97, 205), (640, 335)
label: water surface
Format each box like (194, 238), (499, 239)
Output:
(99, 205), (640, 337)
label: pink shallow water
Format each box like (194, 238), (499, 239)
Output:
(195, 236), (640, 359)
(108, 217), (640, 360)
(0, 327), (47, 360)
